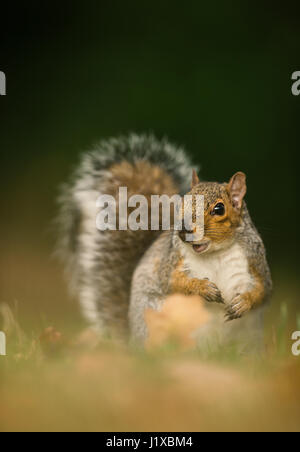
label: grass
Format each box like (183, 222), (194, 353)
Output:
(0, 247), (299, 432)
(1, 299), (300, 433)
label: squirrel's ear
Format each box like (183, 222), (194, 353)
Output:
(228, 172), (247, 209)
(191, 170), (200, 189)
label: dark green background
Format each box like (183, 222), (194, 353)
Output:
(1, 1), (299, 326)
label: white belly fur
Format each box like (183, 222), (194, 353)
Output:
(179, 241), (264, 352)
(180, 242), (252, 305)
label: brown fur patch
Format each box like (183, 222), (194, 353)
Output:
(109, 161), (180, 231)
(110, 160), (179, 198)
(243, 265), (266, 310)
(170, 259), (223, 303)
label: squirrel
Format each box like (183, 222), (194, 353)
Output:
(58, 134), (272, 346)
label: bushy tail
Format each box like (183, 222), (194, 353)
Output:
(57, 134), (197, 337)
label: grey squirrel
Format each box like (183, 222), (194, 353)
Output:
(58, 134), (272, 346)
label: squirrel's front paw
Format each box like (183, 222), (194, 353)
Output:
(225, 294), (251, 321)
(201, 279), (224, 304)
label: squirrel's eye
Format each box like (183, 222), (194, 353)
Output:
(212, 202), (225, 216)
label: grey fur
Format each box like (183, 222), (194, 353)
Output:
(58, 134), (271, 347)
(57, 134), (197, 335)
(236, 206), (273, 296)
(129, 204), (272, 345)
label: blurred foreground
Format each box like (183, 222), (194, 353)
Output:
(1, 266), (300, 432)
(1, 328), (300, 432)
